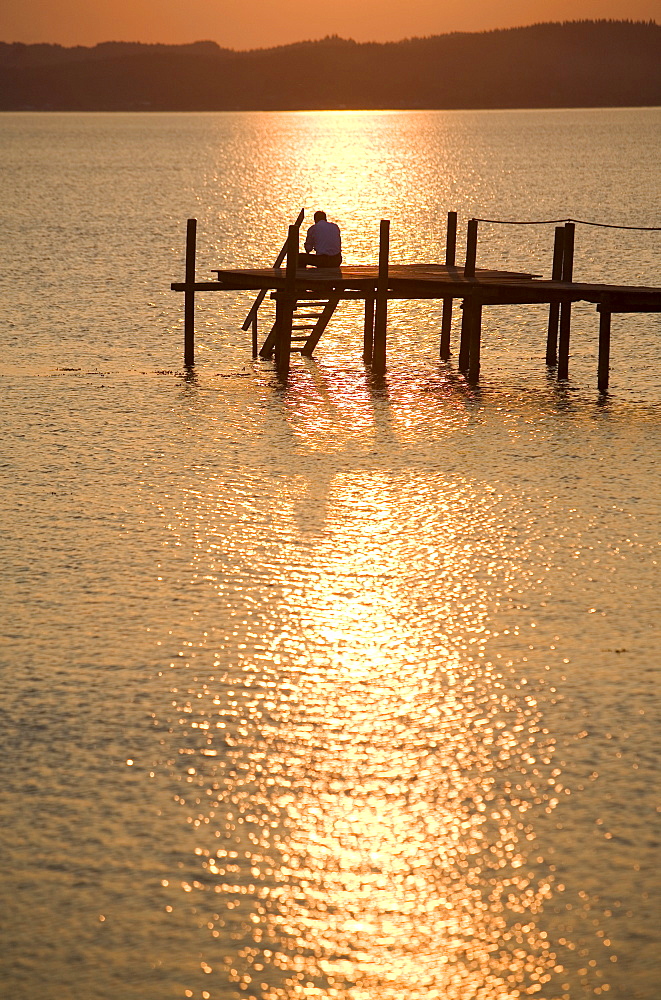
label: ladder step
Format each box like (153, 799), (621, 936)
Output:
(294, 312), (323, 318)
(292, 324), (317, 330)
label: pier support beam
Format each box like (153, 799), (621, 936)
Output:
(557, 222), (575, 380)
(275, 225), (298, 375)
(546, 225), (565, 365)
(184, 218), (197, 366)
(598, 295), (612, 393)
(440, 211), (457, 359)
(458, 300), (471, 372)
(458, 298), (482, 378)
(372, 219), (390, 375)
(363, 294), (375, 364)
(458, 220), (479, 372)
(468, 300), (483, 382)
(557, 299), (572, 379)
(440, 299), (454, 361)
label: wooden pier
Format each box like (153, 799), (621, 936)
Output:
(171, 213), (661, 391)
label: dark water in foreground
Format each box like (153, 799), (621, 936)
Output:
(0, 109), (660, 1000)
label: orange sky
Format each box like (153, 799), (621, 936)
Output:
(0, 0), (658, 49)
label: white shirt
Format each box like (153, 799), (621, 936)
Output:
(304, 219), (342, 256)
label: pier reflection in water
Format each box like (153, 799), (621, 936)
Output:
(151, 366), (623, 1000)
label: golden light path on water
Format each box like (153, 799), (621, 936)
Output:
(3, 108), (659, 1000)
(148, 371), (609, 1000)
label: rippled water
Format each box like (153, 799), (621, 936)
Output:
(1, 109), (660, 1000)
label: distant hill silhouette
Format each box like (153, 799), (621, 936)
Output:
(0, 21), (659, 111)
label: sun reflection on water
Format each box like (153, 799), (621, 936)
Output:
(151, 444), (595, 1000)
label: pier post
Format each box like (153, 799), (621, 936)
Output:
(363, 294), (375, 364)
(464, 218), (478, 279)
(372, 219), (390, 374)
(598, 295), (612, 393)
(458, 299), (472, 372)
(275, 225), (297, 374)
(546, 225), (565, 365)
(440, 210), (457, 359)
(467, 300), (483, 382)
(184, 218), (197, 366)
(445, 210), (457, 266)
(557, 222), (575, 380)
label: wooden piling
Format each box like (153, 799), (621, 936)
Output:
(562, 222), (575, 282)
(467, 300), (483, 382)
(440, 211), (457, 359)
(464, 218), (478, 279)
(363, 294), (375, 363)
(440, 297), (453, 360)
(460, 220), (479, 352)
(275, 225), (297, 372)
(557, 222), (575, 380)
(458, 299), (471, 372)
(372, 220), (390, 374)
(598, 295), (612, 392)
(546, 225), (565, 365)
(184, 218), (197, 366)
(445, 210), (457, 266)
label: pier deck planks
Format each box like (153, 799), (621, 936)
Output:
(172, 264), (661, 311)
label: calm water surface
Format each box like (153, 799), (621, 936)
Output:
(0, 109), (660, 1000)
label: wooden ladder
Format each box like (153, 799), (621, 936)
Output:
(240, 211), (342, 360)
(259, 292), (340, 359)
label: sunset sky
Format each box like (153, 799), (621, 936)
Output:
(1, 0), (658, 50)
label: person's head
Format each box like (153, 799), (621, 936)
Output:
(314, 210), (327, 222)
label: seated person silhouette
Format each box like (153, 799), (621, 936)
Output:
(298, 211), (342, 268)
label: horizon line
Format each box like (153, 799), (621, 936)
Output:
(1, 18), (658, 56)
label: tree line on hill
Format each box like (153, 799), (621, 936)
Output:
(0, 21), (659, 111)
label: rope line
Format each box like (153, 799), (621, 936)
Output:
(473, 216), (661, 231)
